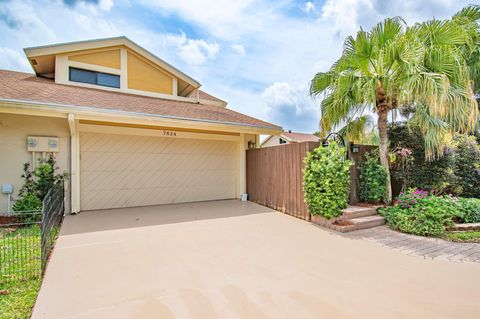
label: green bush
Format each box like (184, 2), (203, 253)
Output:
(456, 198), (480, 223)
(389, 124), (480, 198)
(388, 124), (456, 194)
(452, 135), (480, 198)
(380, 192), (457, 237)
(13, 156), (67, 222)
(12, 193), (42, 223)
(359, 150), (388, 203)
(303, 142), (353, 219)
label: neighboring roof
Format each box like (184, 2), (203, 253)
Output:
(0, 70), (281, 131)
(281, 132), (320, 143)
(260, 131), (320, 146)
(23, 36), (200, 88)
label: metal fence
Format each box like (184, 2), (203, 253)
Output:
(0, 184), (64, 283)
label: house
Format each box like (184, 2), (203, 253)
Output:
(261, 131), (320, 147)
(0, 36), (282, 213)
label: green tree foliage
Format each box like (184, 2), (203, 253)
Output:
(310, 5), (480, 201)
(359, 150), (388, 203)
(389, 123), (456, 194)
(452, 135), (480, 197)
(303, 142), (353, 219)
(389, 124), (480, 197)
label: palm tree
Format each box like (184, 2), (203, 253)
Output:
(310, 6), (480, 201)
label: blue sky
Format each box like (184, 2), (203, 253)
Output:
(0, 0), (473, 133)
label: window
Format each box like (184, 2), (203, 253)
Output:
(279, 138), (287, 144)
(69, 67), (120, 88)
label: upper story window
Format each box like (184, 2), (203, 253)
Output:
(69, 67), (120, 88)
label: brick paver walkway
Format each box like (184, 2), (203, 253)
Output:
(344, 226), (480, 263)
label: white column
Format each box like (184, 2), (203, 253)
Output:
(68, 114), (80, 214)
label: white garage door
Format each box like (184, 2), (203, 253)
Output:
(80, 132), (238, 210)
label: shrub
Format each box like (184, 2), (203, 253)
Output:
(389, 124), (480, 198)
(303, 142), (353, 219)
(13, 156), (67, 222)
(452, 135), (480, 198)
(380, 189), (458, 237)
(12, 193), (42, 223)
(359, 150), (388, 203)
(388, 124), (456, 194)
(456, 198), (480, 223)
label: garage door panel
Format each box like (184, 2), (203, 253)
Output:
(80, 132), (238, 210)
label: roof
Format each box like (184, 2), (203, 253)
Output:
(281, 132), (320, 143)
(24, 36), (200, 88)
(0, 70), (281, 131)
(261, 131), (320, 145)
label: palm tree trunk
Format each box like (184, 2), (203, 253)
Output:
(377, 108), (392, 202)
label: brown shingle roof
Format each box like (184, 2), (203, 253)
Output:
(0, 70), (281, 131)
(282, 132), (320, 142)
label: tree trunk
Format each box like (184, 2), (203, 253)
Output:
(377, 108), (392, 203)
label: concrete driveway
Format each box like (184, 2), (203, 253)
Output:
(32, 200), (480, 319)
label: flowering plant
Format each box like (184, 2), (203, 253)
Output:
(397, 188), (430, 208)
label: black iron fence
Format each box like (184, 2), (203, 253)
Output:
(0, 184), (64, 283)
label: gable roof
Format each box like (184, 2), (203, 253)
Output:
(0, 70), (281, 132)
(281, 132), (320, 142)
(260, 131), (319, 146)
(23, 36), (200, 88)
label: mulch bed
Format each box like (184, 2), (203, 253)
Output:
(0, 216), (19, 225)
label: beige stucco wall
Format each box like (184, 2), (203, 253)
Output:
(0, 113), (70, 213)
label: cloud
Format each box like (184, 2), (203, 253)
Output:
(262, 82), (319, 133)
(304, 1), (315, 14)
(62, 0), (115, 11)
(230, 44), (246, 56)
(163, 32), (219, 66)
(0, 47), (31, 72)
(320, 0), (473, 37)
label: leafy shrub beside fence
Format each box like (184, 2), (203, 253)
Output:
(304, 142), (352, 219)
(359, 150), (388, 203)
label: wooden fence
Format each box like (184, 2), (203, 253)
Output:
(246, 142), (319, 221)
(246, 142), (377, 221)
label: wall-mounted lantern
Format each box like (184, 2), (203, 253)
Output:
(351, 143), (359, 153)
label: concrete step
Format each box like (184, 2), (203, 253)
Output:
(449, 223), (480, 231)
(330, 215), (386, 233)
(337, 205), (380, 221)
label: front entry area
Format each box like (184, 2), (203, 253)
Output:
(80, 130), (238, 211)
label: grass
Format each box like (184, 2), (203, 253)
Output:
(1, 225), (42, 319)
(0, 279), (41, 319)
(445, 231), (480, 243)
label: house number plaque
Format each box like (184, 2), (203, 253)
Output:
(162, 130), (177, 137)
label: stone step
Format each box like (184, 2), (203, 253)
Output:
(330, 215), (386, 233)
(449, 223), (480, 231)
(337, 205), (380, 221)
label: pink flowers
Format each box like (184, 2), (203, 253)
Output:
(397, 188), (429, 208)
(396, 147), (412, 158)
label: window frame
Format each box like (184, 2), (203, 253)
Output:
(69, 67), (120, 89)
